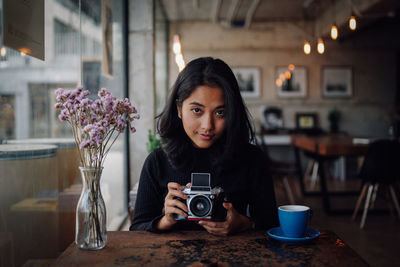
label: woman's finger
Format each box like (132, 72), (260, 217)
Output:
(167, 189), (187, 200)
(198, 220), (224, 228)
(165, 198), (188, 213)
(167, 182), (184, 191)
(165, 206), (188, 218)
(200, 223), (229, 236)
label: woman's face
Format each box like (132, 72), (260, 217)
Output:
(177, 85), (226, 149)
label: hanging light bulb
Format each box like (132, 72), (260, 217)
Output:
(330, 24), (338, 40)
(175, 54), (185, 72)
(172, 34), (185, 71)
(303, 41), (311, 55)
(0, 47), (6, 57)
(349, 15), (357, 31)
(317, 38), (325, 54)
(173, 35), (182, 54)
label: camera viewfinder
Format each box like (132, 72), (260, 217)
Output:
(191, 173), (211, 191)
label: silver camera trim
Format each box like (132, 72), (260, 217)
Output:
(182, 185), (223, 220)
(186, 193), (213, 219)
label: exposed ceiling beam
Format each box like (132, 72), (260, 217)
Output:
(192, 0), (198, 9)
(244, 0), (260, 28)
(211, 0), (222, 23)
(227, 0), (241, 25)
(288, 22), (314, 40)
(347, 0), (362, 17)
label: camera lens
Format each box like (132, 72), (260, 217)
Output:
(189, 195), (212, 217)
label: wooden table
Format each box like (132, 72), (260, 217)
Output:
(292, 136), (369, 213)
(53, 230), (369, 267)
(292, 136), (368, 157)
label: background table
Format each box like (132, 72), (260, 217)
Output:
(53, 230), (369, 266)
(292, 136), (369, 213)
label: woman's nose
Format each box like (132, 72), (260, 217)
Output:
(201, 113), (214, 131)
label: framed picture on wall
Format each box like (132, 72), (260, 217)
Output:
(275, 65), (307, 98)
(295, 112), (318, 130)
(322, 66), (353, 98)
(232, 67), (261, 98)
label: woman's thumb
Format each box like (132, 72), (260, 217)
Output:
(223, 202), (232, 210)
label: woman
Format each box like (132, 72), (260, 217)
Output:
(130, 57), (277, 235)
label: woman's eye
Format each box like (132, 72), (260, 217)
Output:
(192, 108), (201, 114)
(216, 110), (225, 117)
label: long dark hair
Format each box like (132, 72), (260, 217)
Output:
(157, 57), (254, 170)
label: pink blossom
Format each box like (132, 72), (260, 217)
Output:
(98, 88), (107, 97)
(58, 113), (67, 121)
(79, 140), (91, 149)
(55, 87), (139, 168)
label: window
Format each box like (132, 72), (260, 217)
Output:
(0, 0), (128, 264)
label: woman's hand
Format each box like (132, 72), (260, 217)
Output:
(156, 182), (189, 230)
(198, 202), (252, 236)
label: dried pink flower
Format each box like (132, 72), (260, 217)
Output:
(55, 87), (139, 168)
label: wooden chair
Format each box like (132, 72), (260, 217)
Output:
(352, 139), (400, 228)
(257, 136), (297, 204)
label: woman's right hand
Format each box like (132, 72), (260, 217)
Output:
(156, 182), (189, 230)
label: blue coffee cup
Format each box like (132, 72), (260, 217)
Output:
(278, 205), (313, 238)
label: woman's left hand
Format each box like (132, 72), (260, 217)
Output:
(198, 202), (252, 236)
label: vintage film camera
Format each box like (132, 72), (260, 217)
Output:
(174, 173), (226, 221)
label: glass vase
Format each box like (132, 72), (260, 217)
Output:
(75, 166), (107, 250)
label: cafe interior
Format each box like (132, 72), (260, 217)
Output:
(1, 0), (400, 266)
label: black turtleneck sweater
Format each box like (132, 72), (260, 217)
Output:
(129, 143), (278, 232)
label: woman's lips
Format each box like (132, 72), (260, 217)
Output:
(199, 134), (213, 140)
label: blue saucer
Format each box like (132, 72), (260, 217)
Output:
(267, 227), (320, 243)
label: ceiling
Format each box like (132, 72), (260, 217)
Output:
(161, 0), (400, 39)
(161, 0), (332, 23)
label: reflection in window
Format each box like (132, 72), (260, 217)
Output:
(30, 85), (50, 138)
(0, 94), (15, 140)
(54, 19), (101, 57)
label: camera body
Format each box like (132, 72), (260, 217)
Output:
(175, 173), (225, 221)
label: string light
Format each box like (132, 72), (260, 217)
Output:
(349, 15), (357, 30)
(175, 54), (185, 72)
(317, 38), (325, 54)
(330, 24), (338, 40)
(303, 41), (311, 55)
(172, 35), (181, 54)
(19, 48), (30, 57)
(0, 47), (6, 57)
(331, 0), (338, 41)
(172, 35), (185, 72)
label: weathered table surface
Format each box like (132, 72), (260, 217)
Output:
(52, 230), (370, 267)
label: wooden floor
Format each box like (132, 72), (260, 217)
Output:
(122, 176), (400, 267)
